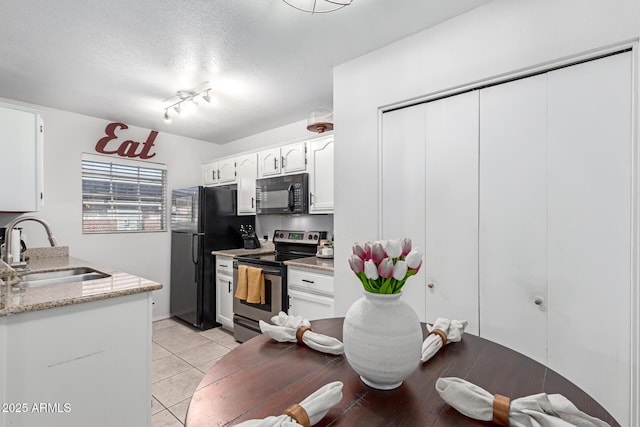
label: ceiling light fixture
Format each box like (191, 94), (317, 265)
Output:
(307, 109), (334, 133)
(282, 0), (353, 14)
(163, 84), (212, 122)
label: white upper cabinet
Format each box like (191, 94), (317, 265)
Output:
(0, 106), (43, 212)
(202, 162), (217, 185)
(257, 141), (307, 178)
(202, 158), (236, 186)
(257, 147), (281, 177)
(308, 136), (334, 214)
(236, 153), (258, 215)
(217, 158), (236, 183)
(280, 141), (307, 174)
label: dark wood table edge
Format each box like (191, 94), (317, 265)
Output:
(186, 317), (620, 427)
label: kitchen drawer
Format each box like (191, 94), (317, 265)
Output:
(287, 267), (334, 296)
(216, 255), (234, 276)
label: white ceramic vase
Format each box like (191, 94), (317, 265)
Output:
(343, 290), (423, 390)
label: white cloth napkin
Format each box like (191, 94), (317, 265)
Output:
(436, 377), (610, 427)
(259, 312), (344, 355)
(421, 318), (468, 362)
(234, 381), (343, 427)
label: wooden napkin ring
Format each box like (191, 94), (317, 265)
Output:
(283, 403), (311, 427)
(492, 394), (511, 427)
(428, 329), (447, 347)
(296, 326), (312, 344)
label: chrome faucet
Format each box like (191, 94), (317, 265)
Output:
(3, 216), (58, 266)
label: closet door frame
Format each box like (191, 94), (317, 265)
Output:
(377, 41), (640, 427)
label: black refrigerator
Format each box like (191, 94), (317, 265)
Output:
(170, 185), (254, 330)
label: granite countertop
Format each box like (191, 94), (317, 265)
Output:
(211, 242), (275, 258)
(0, 247), (162, 317)
(284, 256), (334, 272)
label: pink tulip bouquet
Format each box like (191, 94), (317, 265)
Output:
(349, 238), (423, 294)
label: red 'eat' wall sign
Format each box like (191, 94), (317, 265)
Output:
(95, 122), (158, 159)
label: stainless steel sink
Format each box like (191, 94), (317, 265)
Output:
(15, 267), (111, 288)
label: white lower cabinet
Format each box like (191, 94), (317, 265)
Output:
(0, 293), (153, 427)
(381, 51), (633, 425)
(287, 267), (334, 320)
(216, 255), (234, 330)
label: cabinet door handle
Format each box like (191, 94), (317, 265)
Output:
(228, 280), (232, 293)
(251, 197), (255, 208)
(274, 157), (278, 170)
(217, 170), (220, 179)
(534, 296), (544, 306)
(302, 279), (315, 284)
(427, 282), (435, 289)
(281, 156), (286, 169)
(309, 192), (314, 206)
(220, 264), (228, 268)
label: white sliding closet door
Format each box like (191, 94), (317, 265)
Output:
(381, 104), (427, 321)
(479, 74), (549, 364)
(546, 51), (632, 425)
(424, 91), (480, 334)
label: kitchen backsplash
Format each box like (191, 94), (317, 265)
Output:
(255, 214), (334, 242)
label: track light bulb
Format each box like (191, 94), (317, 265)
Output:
(163, 110), (171, 123)
(203, 90), (211, 103)
(184, 99), (198, 114)
(173, 104), (181, 115)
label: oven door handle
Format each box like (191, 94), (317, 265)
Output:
(238, 263), (282, 276)
(287, 184), (295, 212)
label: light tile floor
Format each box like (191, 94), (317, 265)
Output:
(151, 318), (238, 427)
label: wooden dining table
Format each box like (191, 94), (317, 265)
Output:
(186, 317), (619, 426)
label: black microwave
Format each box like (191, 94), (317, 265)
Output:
(255, 173), (309, 214)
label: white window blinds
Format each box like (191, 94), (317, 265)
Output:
(81, 154), (167, 233)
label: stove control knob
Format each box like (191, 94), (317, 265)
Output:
(307, 234), (313, 240)
(313, 234), (318, 240)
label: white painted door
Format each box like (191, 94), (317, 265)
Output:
(424, 91), (480, 334)
(546, 52), (632, 425)
(381, 104), (427, 321)
(236, 153), (258, 215)
(479, 74), (548, 364)
(309, 136), (334, 214)
(281, 141), (307, 174)
(258, 147), (281, 177)
(217, 158), (236, 183)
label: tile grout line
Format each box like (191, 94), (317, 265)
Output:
(152, 318), (236, 426)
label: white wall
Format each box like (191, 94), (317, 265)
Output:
(334, 0), (640, 315)
(334, 1), (639, 424)
(0, 99), (220, 320)
(212, 119), (309, 158)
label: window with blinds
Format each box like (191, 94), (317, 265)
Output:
(81, 154), (167, 233)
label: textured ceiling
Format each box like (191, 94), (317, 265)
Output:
(0, 0), (492, 144)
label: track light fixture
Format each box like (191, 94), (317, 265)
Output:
(163, 84), (212, 123)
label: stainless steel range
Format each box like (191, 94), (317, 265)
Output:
(232, 229), (327, 343)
